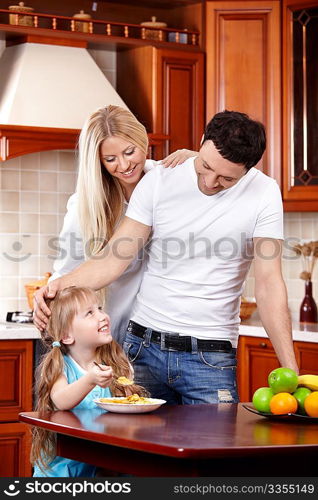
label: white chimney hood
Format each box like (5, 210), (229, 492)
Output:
(0, 41), (128, 129)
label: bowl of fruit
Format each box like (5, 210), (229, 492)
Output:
(243, 367), (318, 421)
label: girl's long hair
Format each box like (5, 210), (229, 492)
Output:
(31, 287), (147, 472)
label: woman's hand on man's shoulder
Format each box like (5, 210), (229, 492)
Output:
(161, 149), (198, 168)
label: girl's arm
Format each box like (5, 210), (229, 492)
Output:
(51, 365), (113, 410)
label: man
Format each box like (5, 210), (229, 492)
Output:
(34, 110), (298, 404)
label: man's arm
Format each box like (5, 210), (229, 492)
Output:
(57, 216), (151, 290)
(253, 237), (299, 373)
(33, 216), (151, 330)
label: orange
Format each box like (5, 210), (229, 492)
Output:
(269, 392), (298, 415)
(304, 391), (318, 418)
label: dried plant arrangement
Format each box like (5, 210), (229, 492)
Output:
(292, 241), (318, 280)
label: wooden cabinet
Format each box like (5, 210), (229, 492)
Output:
(237, 335), (318, 401)
(206, 1), (281, 184)
(0, 340), (33, 477)
(282, 0), (318, 211)
(117, 46), (204, 159)
(237, 335), (280, 402)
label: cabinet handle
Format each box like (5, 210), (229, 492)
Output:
(259, 342), (267, 348)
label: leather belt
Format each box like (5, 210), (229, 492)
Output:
(127, 321), (232, 353)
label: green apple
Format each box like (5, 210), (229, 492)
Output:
(268, 367), (298, 394)
(293, 387), (311, 415)
(252, 387), (275, 413)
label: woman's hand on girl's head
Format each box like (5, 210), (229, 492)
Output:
(161, 149), (198, 168)
(33, 280), (60, 331)
(87, 364), (113, 388)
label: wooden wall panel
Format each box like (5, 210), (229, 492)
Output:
(206, 1), (281, 184)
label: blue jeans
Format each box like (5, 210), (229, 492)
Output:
(123, 328), (239, 405)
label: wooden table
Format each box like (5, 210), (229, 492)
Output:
(20, 403), (318, 476)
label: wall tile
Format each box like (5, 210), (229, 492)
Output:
(19, 255), (39, 277)
(39, 234), (60, 257)
(1, 170), (20, 190)
(39, 172), (57, 192)
(57, 172), (76, 193)
(40, 151), (59, 170)
(0, 191), (19, 211)
(0, 255), (19, 276)
(40, 193), (58, 213)
(0, 298), (19, 321)
(59, 151), (77, 172)
(0, 213), (19, 232)
(0, 277), (18, 298)
(20, 213), (39, 233)
(20, 192), (39, 212)
(39, 214), (58, 234)
(18, 298), (30, 312)
(39, 255), (55, 276)
(21, 170), (39, 191)
(21, 153), (40, 170)
(3, 157), (21, 169)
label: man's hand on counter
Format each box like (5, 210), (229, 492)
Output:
(33, 280), (60, 331)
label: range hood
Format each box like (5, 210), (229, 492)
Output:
(0, 40), (127, 129)
(0, 37), (129, 160)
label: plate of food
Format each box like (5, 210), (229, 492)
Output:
(94, 394), (167, 414)
(243, 403), (318, 422)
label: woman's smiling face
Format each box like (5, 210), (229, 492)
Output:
(100, 136), (147, 186)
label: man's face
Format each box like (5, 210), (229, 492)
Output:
(194, 140), (247, 196)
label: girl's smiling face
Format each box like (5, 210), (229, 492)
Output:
(100, 136), (147, 186)
(64, 298), (112, 350)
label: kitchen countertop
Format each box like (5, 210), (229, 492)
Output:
(0, 321), (41, 339)
(1, 318), (318, 342)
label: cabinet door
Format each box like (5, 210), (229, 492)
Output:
(237, 335), (280, 401)
(155, 49), (204, 156)
(282, 0), (318, 210)
(294, 341), (318, 374)
(117, 47), (204, 158)
(206, 1), (281, 184)
(0, 340), (33, 422)
(0, 422), (32, 477)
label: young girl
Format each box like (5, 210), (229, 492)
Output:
(31, 286), (147, 477)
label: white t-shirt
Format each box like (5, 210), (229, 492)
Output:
(50, 160), (156, 345)
(126, 157), (283, 347)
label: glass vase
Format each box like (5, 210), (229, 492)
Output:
(299, 280), (318, 323)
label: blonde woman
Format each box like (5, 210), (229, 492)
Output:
(32, 286), (147, 477)
(37, 105), (196, 343)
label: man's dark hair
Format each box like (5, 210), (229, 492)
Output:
(203, 110), (266, 170)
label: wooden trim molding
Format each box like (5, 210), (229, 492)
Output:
(0, 125), (80, 161)
(0, 125), (169, 161)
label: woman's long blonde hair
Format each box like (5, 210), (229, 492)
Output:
(76, 105), (148, 259)
(31, 286), (148, 472)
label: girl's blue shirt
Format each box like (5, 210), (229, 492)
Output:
(33, 354), (111, 477)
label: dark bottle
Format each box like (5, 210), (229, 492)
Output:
(299, 280), (318, 323)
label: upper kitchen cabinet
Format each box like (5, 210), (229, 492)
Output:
(117, 47), (205, 158)
(206, 1), (281, 185)
(282, 0), (318, 211)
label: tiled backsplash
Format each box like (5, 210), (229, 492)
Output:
(243, 212), (318, 321)
(0, 151), (77, 318)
